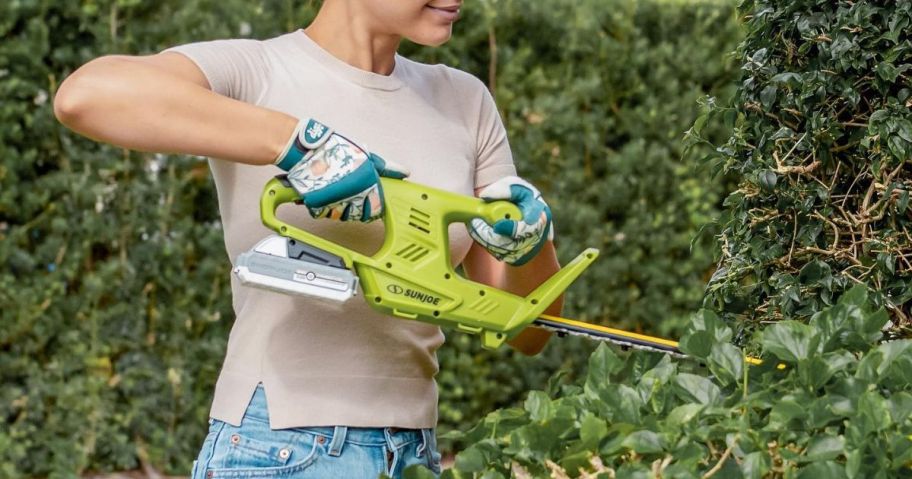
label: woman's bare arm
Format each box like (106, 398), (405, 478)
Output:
(53, 52), (297, 165)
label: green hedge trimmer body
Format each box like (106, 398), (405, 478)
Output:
(235, 175), (695, 356)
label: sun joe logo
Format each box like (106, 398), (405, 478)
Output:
(386, 284), (442, 305)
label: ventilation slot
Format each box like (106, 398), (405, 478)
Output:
(469, 297), (499, 315)
(396, 243), (431, 262)
(408, 208), (431, 234)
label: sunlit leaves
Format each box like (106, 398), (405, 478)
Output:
(443, 296), (912, 478)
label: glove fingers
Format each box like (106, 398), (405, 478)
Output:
(468, 219), (514, 259)
(298, 160), (377, 209)
(369, 153), (410, 179)
(304, 183), (383, 222)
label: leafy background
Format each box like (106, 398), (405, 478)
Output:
(7, 0), (909, 478)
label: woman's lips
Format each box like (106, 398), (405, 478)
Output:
(425, 5), (460, 22)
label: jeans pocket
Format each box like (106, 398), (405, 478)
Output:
(206, 427), (320, 478)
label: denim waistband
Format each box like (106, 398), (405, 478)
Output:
(238, 383), (433, 453)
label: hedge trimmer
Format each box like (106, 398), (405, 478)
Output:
(233, 174), (721, 358)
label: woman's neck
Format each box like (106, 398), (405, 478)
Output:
(304, 1), (401, 76)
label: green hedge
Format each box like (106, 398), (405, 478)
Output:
(438, 288), (912, 479)
(0, 0), (739, 476)
(690, 0), (912, 339)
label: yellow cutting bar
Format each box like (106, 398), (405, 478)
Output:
(535, 314), (764, 366)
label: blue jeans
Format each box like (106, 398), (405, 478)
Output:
(191, 385), (442, 478)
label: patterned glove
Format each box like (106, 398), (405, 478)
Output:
(275, 118), (409, 222)
(468, 176), (553, 266)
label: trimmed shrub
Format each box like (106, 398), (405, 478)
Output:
(690, 0), (912, 339)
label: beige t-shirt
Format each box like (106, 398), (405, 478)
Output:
(164, 30), (516, 429)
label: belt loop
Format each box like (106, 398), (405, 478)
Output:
(416, 429), (431, 458)
(328, 426), (347, 457)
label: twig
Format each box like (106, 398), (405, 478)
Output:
(812, 212), (841, 251)
(487, 24), (497, 93)
(702, 445), (733, 478)
(787, 214), (798, 265)
(774, 132), (808, 169)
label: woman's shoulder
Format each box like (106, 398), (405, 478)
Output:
(396, 56), (488, 97)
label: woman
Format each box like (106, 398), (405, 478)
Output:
(54, 0), (562, 477)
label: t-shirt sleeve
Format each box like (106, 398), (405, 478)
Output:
(162, 39), (270, 104)
(473, 84), (517, 189)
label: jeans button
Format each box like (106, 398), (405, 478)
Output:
(279, 448), (290, 459)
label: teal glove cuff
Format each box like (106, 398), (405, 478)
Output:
(274, 119), (334, 171)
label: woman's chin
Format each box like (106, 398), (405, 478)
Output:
(407, 28), (453, 47)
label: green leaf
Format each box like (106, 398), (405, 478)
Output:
(679, 330), (714, 359)
(856, 340), (912, 383)
(846, 449), (862, 479)
(454, 444), (487, 472)
(524, 391), (554, 422)
(761, 321), (820, 362)
(708, 342), (744, 385)
(888, 392), (912, 424)
(797, 353), (851, 390)
(897, 189), (910, 214)
(741, 451), (771, 479)
(760, 85), (778, 108)
(797, 462), (847, 479)
(674, 373), (721, 405)
(759, 170), (778, 191)
(403, 464), (440, 479)
(666, 403), (704, 428)
(768, 395), (809, 429)
(770, 72), (802, 85)
(802, 435), (845, 462)
(601, 384), (644, 424)
(798, 260), (831, 285)
(579, 413), (608, 448)
(685, 309), (733, 342)
(621, 430), (664, 454)
(586, 343), (623, 390)
(840, 285), (869, 308)
(857, 391), (892, 435)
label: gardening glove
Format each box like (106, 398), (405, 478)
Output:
(468, 176), (553, 266)
(274, 118), (409, 222)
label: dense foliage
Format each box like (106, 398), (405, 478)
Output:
(0, 0), (740, 476)
(688, 0), (912, 339)
(432, 0), (912, 477)
(433, 287), (912, 479)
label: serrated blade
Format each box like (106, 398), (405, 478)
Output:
(533, 314), (687, 357)
(534, 314), (765, 366)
